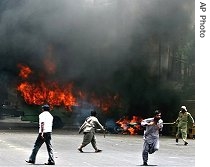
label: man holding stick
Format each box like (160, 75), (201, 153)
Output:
(78, 110), (105, 153)
(174, 106), (195, 145)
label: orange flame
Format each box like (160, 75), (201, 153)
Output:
(17, 64), (123, 113)
(18, 64), (32, 79)
(17, 64), (77, 110)
(116, 115), (142, 135)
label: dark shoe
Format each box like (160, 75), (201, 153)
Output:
(44, 162), (55, 165)
(25, 160), (35, 164)
(95, 149), (102, 153)
(184, 141), (188, 145)
(176, 138), (178, 143)
(78, 148), (83, 153)
(143, 162), (148, 166)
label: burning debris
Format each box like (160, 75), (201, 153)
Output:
(116, 115), (143, 135)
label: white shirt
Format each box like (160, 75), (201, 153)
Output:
(141, 118), (163, 141)
(39, 111), (53, 133)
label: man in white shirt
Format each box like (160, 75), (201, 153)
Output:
(78, 110), (105, 153)
(141, 110), (163, 166)
(25, 104), (55, 165)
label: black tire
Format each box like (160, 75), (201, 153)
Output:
(53, 116), (64, 129)
(114, 126), (123, 134)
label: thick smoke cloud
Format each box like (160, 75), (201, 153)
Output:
(0, 0), (135, 80)
(0, 0), (194, 119)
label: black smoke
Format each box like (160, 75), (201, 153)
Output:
(0, 0), (194, 120)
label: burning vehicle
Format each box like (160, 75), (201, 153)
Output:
(6, 64), (148, 133)
(15, 64), (120, 129)
(15, 64), (77, 128)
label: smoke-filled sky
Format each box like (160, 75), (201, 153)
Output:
(0, 0), (194, 117)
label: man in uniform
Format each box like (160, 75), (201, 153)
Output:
(141, 110), (163, 166)
(174, 105), (195, 145)
(78, 110), (105, 153)
(25, 104), (55, 165)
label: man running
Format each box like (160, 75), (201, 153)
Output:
(141, 110), (163, 166)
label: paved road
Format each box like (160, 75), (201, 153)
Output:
(0, 128), (195, 167)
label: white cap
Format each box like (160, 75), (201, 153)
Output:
(181, 106), (187, 111)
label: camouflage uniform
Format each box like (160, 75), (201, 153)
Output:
(175, 106), (194, 145)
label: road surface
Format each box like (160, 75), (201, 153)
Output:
(0, 128), (195, 167)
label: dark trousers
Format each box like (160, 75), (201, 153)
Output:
(29, 132), (54, 163)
